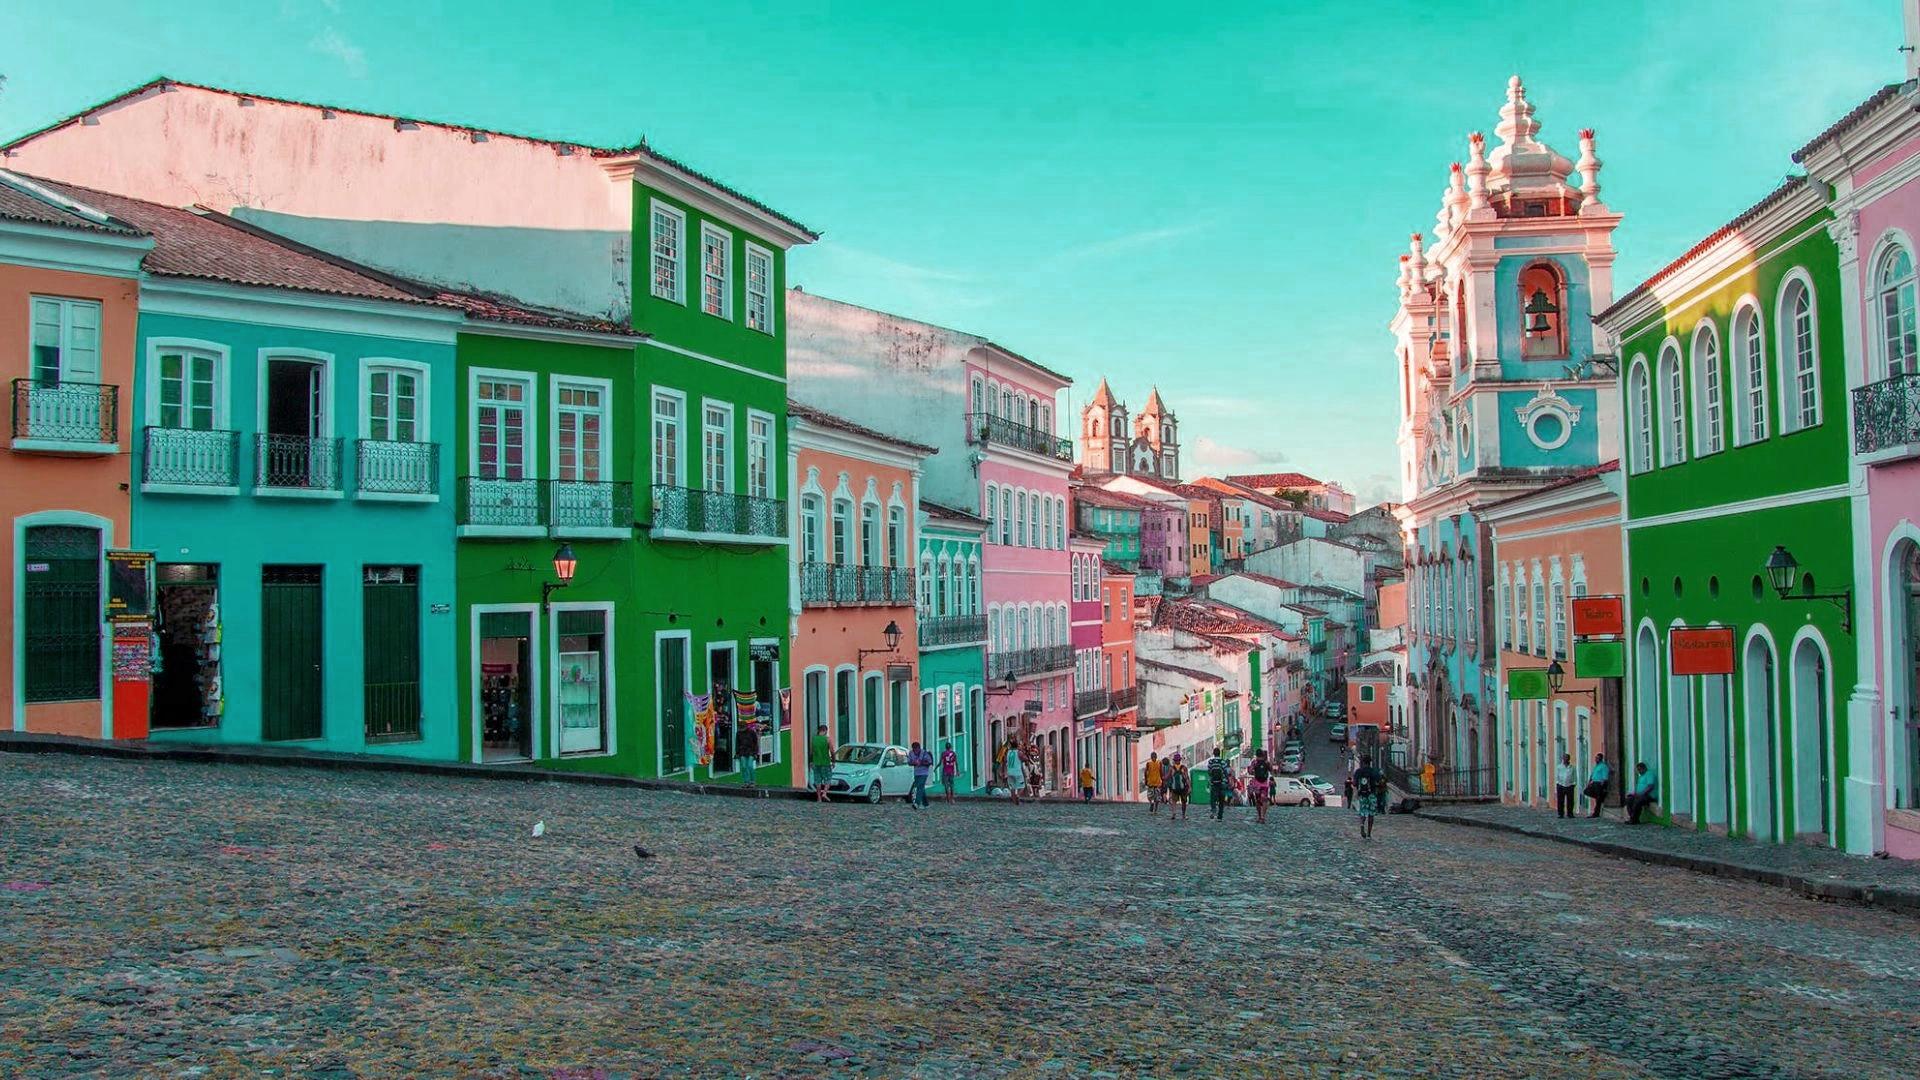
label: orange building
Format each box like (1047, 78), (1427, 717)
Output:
(787, 402), (934, 789)
(1, 174), (150, 738)
(1095, 562), (1140, 797)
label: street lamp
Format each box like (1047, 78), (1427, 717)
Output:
(1762, 545), (1851, 632)
(542, 543), (577, 610)
(857, 620), (904, 665)
(1545, 659), (1596, 705)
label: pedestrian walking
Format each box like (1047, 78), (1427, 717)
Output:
(809, 724), (834, 802)
(1248, 748), (1273, 824)
(907, 741), (935, 810)
(1351, 754), (1384, 839)
(1144, 752), (1165, 815)
(1079, 764), (1096, 802)
(1206, 749), (1232, 821)
(992, 739), (1011, 792)
(1167, 753), (1191, 820)
(1554, 754), (1576, 818)
(735, 721), (760, 787)
(1584, 753), (1611, 817)
(1625, 762), (1660, 824)
(1003, 737), (1026, 805)
(1342, 767), (1355, 807)
(939, 744), (959, 803)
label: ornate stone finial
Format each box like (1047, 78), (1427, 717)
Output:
(1495, 74), (1540, 149)
(1446, 162), (1468, 227)
(1408, 232), (1428, 287)
(1466, 132), (1491, 213)
(1575, 127), (1607, 214)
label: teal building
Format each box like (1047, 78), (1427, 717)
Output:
(917, 501), (988, 790)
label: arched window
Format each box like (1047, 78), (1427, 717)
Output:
(831, 497), (852, 563)
(1628, 358), (1652, 472)
(860, 498), (881, 565)
(800, 494), (824, 564)
(965, 557), (979, 614)
(1001, 387), (1013, 418)
(919, 554), (934, 612)
(970, 376), (984, 416)
(1692, 321), (1723, 456)
(1877, 242), (1918, 377)
(1731, 305), (1769, 446)
(887, 504), (905, 567)
(1518, 262), (1568, 360)
(934, 556), (950, 616)
(1014, 491), (1027, 547)
(1000, 488), (1012, 545)
(1039, 404), (1051, 433)
(1778, 275), (1821, 431)
(1089, 416), (1101, 437)
(983, 483), (997, 544)
(1657, 344), (1687, 466)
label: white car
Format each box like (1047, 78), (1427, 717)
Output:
(1269, 776), (1319, 807)
(1279, 752), (1304, 775)
(826, 742), (912, 803)
(1298, 773), (1338, 799)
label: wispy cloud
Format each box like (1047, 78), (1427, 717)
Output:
(1191, 436), (1287, 472)
(310, 27), (367, 78)
(1041, 222), (1208, 268)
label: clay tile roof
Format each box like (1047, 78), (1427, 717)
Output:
(787, 400), (937, 454)
(1793, 82), (1906, 163)
(1226, 471), (1322, 490)
(1596, 178), (1814, 324)
(24, 174), (450, 309)
(426, 289), (638, 337)
(1357, 660), (1396, 678)
(1229, 571), (1299, 590)
(1287, 603), (1328, 617)
(1191, 476), (1296, 511)
(1187, 574), (1221, 589)
(1480, 459), (1621, 514)
(1302, 508), (1351, 523)
(0, 172), (143, 235)
(1161, 597), (1281, 637)
(1100, 560), (1136, 576)
(1138, 658), (1226, 685)
(921, 499), (988, 527)
(1073, 486), (1154, 511)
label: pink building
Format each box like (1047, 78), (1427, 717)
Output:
(1482, 463), (1624, 813)
(1798, 64), (1920, 858)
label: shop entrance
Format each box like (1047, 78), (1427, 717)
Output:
(556, 608), (608, 755)
(152, 563), (221, 729)
(709, 646), (736, 773)
(479, 610), (534, 761)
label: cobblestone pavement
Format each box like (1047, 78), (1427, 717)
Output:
(3, 754), (1917, 1079)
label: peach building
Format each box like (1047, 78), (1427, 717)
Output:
(1, 173), (149, 737)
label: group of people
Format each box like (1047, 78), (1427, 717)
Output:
(1547, 752), (1661, 824)
(1137, 746), (1388, 837)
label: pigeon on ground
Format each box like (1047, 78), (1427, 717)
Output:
(633, 844), (654, 861)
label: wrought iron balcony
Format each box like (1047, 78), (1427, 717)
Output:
(989, 644), (1073, 681)
(143, 427), (239, 489)
(965, 412), (1074, 462)
(550, 479), (633, 532)
(11, 379), (117, 448)
(1075, 688), (1111, 717)
(459, 475), (545, 530)
(918, 613), (987, 647)
(356, 439), (439, 496)
(1108, 685), (1139, 712)
(651, 485), (786, 542)
(1853, 372), (1920, 457)
(256, 434), (342, 491)
(801, 561), (916, 606)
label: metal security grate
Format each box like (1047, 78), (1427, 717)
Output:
(22, 525), (101, 702)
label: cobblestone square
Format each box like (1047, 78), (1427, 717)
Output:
(2, 753), (1916, 1078)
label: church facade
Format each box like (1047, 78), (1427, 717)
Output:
(1079, 379), (1180, 481)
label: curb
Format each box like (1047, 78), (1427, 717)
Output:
(1418, 807), (1920, 920)
(0, 733), (1129, 808)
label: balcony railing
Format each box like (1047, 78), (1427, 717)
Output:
(651, 485), (785, 541)
(459, 476), (544, 529)
(256, 434), (342, 491)
(1075, 688), (1111, 717)
(11, 379), (116, 446)
(801, 562), (916, 606)
(965, 412), (1074, 462)
(1108, 685), (1139, 712)
(356, 439), (439, 495)
(918, 613), (987, 647)
(1854, 372), (1920, 456)
(143, 427), (239, 489)
(1384, 761), (1498, 799)
(551, 479), (633, 532)
(989, 644), (1073, 681)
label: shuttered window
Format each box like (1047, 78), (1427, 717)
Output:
(22, 525), (101, 702)
(363, 566), (420, 740)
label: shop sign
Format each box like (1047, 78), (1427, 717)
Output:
(1024, 699), (1043, 713)
(1671, 626), (1736, 676)
(749, 642), (781, 663)
(107, 550), (155, 623)
(1571, 595), (1624, 638)
(887, 662), (913, 681)
(430, 603), (451, 615)
(1507, 668), (1551, 701)
(1574, 639), (1625, 679)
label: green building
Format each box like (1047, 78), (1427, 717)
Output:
(917, 502), (989, 791)
(1597, 177), (1864, 852)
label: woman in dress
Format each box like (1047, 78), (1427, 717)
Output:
(1003, 736), (1026, 805)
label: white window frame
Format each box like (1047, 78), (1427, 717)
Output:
(360, 358), (431, 443)
(551, 374), (613, 483)
(746, 409), (774, 500)
(469, 367), (537, 482)
(146, 337), (232, 434)
(650, 386), (686, 489)
(548, 599), (617, 759)
(650, 200), (686, 304)
(1627, 355), (1652, 473)
(1872, 231), (1920, 379)
(1657, 340), (1686, 467)
(28, 295), (103, 385)
(744, 242), (774, 335)
(700, 222), (734, 321)
(1691, 320), (1723, 457)
(1729, 299), (1769, 447)
(1775, 269), (1822, 432)
(800, 493), (824, 564)
(701, 399), (734, 493)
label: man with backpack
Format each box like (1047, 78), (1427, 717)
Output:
(1206, 749), (1233, 821)
(1351, 754), (1385, 840)
(1247, 748), (1274, 824)
(1166, 752), (1191, 821)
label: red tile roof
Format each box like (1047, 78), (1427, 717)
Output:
(1190, 476), (1298, 512)
(1073, 486), (1156, 511)
(1100, 560), (1137, 577)
(0, 172), (143, 234)
(787, 400), (937, 454)
(1138, 658), (1226, 685)
(1596, 180), (1814, 324)
(1226, 570), (1299, 590)
(427, 288), (639, 337)
(1478, 459), (1620, 514)
(1226, 471), (1322, 490)
(1793, 82), (1905, 163)
(3, 78), (818, 240)
(1302, 508), (1351, 523)
(922, 499), (988, 528)
(1160, 597), (1283, 636)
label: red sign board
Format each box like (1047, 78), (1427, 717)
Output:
(1571, 595), (1624, 638)
(1670, 626), (1736, 676)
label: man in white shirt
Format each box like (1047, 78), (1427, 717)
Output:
(1554, 754), (1577, 818)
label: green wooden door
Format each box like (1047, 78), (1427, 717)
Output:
(262, 565), (323, 740)
(363, 567), (420, 740)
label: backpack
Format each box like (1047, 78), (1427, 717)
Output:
(1355, 770), (1378, 797)
(1170, 765), (1190, 793)
(1208, 758), (1229, 786)
(1252, 759), (1272, 782)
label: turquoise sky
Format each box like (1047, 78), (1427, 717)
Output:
(0, 1), (1903, 504)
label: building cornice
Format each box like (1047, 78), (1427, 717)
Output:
(0, 218), (151, 278)
(140, 275), (466, 344)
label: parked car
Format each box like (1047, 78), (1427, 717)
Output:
(1328, 722), (1348, 744)
(1279, 751), (1304, 775)
(1324, 702), (1346, 720)
(1298, 773), (1338, 799)
(826, 742), (911, 803)
(1270, 775), (1320, 807)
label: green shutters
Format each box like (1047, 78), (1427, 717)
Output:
(659, 635), (688, 772)
(261, 565), (323, 740)
(363, 566), (421, 740)
(22, 525), (101, 703)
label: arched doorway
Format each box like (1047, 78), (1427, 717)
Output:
(1634, 624), (1662, 771)
(1889, 539), (1920, 812)
(1667, 650), (1696, 820)
(1791, 635), (1832, 839)
(1742, 634), (1779, 841)
(1701, 673), (1733, 828)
